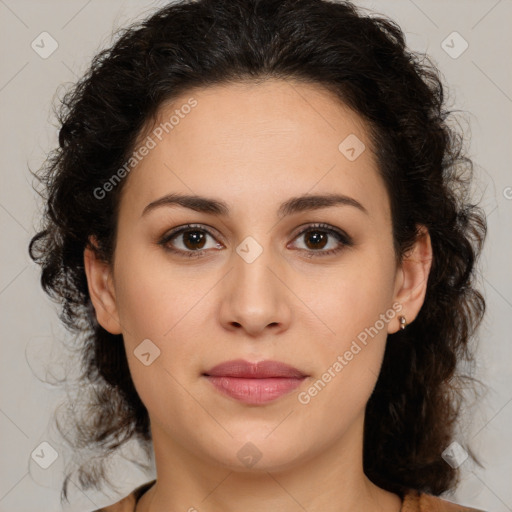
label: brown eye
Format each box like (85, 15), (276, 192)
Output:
(290, 223), (353, 257)
(159, 224), (223, 257)
(303, 230), (329, 250)
(180, 229), (207, 250)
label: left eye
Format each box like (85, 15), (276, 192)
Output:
(289, 224), (352, 256)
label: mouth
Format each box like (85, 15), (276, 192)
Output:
(202, 359), (308, 405)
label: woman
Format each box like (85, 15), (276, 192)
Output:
(29, 0), (487, 511)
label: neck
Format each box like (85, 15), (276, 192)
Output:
(136, 414), (402, 512)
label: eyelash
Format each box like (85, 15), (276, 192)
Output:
(157, 223), (353, 259)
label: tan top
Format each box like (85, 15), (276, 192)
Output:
(93, 480), (485, 512)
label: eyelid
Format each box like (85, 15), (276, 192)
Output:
(289, 222), (351, 242)
(162, 223), (222, 241)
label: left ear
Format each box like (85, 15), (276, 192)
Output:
(388, 225), (433, 334)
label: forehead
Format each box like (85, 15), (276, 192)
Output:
(120, 78), (390, 223)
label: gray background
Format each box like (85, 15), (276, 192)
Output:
(0, 0), (511, 511)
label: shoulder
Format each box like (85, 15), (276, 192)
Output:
(402, 489), (486, 512)
(92, 480), (156, 512)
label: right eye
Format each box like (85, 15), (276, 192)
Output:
(158, 224), (224, 258)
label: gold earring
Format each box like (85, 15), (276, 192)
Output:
(399, 315), (407, 330)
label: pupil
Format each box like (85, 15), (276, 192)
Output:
(184, 230), (206, 250)
(306, 231), (327, 250)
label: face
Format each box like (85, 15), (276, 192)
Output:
(85, 79), (431, 473)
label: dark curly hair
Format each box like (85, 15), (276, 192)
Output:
(28, 0), (487, 504)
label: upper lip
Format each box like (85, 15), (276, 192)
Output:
(204, 359), (307, 378)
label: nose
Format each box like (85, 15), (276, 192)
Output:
(218, 247), (292, 337)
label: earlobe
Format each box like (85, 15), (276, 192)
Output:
(83, 238), (122, 335)
(388, 226), (433, 334)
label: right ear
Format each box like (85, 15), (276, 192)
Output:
(83, 237), (122, 335)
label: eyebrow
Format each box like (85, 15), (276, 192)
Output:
(141, 192), (368, 218)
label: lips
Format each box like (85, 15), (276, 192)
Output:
(203, 359), (307, 405)
(204, 359), (307, 379)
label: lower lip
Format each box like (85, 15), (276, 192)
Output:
(204, 376), (306, 404)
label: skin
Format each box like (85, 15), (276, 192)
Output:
(84, 79), (432, 512)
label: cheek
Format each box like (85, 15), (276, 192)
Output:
(298, 276), (394, 427)
(115, 271), (204, 424)
(307, 251), (397, 347)
(112, 245), (208, 376)
(111, 243), (189, 337)
(298, 258), (396, 419)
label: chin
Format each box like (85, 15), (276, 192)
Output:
(201, 434), (312, 474)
